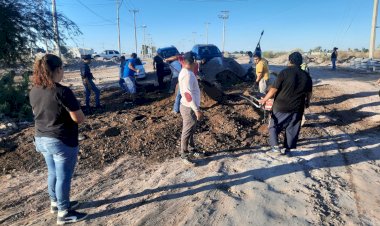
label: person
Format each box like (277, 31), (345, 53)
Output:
(118, 56), (126, 91)
(259, 52), (312, 156)
(121, 53), (140, 103)
(153, 53), (165, 90)
(80, 55), (101, 111)
(29, 54), (87, 224)
(178, 52), (204, 165)
(253, 53), (270, 94)
(165, 53), (199, 113)
(247, 51), (253, 64)
(331, 47), (338, 70)
(168, 59), (182, 94)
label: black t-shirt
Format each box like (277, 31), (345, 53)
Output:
(272, 66), (312, 113)
(153, 55), (165, 71)
(29, 83), (81, 147)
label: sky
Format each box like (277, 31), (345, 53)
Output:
(56, 0), (375, 54)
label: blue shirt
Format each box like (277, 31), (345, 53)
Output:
(122, 58), (136, 78)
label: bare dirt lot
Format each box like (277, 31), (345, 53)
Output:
(1, 60), (380, 225)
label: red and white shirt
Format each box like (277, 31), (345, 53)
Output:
(179, 68), (200, 111)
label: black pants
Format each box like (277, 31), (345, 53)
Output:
(269, 111), (303, 149)
(156, 69), (165, 89)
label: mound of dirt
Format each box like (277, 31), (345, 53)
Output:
(0, 84), (267, 175)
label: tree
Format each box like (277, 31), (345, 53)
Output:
(0, 0), (81, 67)
(313, 46), (322, 52)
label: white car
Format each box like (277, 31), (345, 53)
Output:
(92, 50), (121, 60)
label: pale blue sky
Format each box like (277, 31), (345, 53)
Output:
(57, 0), (375, 54)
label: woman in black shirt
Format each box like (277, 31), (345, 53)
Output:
(29, 54), (87, 224)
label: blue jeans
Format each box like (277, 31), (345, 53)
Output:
(173, 89), (182, 113)
(119, 76), (136, 94)
(83, 78), (100, 107)
(35, 137), (79, 211)
(332, 58), (336, 70)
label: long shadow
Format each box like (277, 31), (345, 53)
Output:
(82, 140), (380, 221)
(313, 92), (378, 107)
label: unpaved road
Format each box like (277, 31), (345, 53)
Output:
(1, 65), (380, 226)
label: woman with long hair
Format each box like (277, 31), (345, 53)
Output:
(29, 54), (87, 225)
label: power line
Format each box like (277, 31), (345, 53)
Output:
(76, 0), (114, 24)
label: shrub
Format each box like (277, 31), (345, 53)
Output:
(0, 71), (33, 121)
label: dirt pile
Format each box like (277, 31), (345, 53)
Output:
(0, 84), (267, 175)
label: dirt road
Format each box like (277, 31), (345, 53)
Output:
(1, 65), (379, 225)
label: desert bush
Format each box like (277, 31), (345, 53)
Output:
(0, 71), (33, 120)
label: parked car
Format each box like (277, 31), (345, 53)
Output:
(157, 46), (180, 76)
(191, 44), (222, 62)
(191, 44), (246, 87)
(92, 50), (121, 60)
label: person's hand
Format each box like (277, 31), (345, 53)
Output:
(305, 101), (310, 108)
(195, 110), (203, 121)
(258, 98), (266, 106)
(377, 79), (380, 85)
(136, 69), (140, 73)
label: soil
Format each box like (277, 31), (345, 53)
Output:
(0, 83), (266, 176)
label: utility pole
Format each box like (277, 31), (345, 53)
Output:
(370, 0), (379, 59)
(51, 0), (61, 57)
(142, 25), (147, 57)
(192, 32), (197, 45)
(205, 22), (210, 44)
(116, 0), (121, 54)
(218, 10), (229, 53)
(130, 9), (139, 54)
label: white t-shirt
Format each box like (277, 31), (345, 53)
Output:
(170, 60), (181, 78)
(179, 68), (200, 111)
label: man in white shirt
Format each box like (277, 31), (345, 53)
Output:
(178, 52), (204, 165)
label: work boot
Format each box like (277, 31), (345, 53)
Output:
(57, 210), (87, 225)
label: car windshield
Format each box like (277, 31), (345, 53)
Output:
(198, 46), (221, 58)
(160, 48), (179, 58)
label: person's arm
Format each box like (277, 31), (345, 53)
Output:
(128, 61), (139, 73)
(69, 110), (86, 124)
(61, 88), (86, 124)
(305, 92), (312, 108)
(153, 57), (156, 70)
(259, 87), (277, 105)
(164, 55), (178, 62)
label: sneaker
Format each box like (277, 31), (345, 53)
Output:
(181, 156), (196, 166)
(57, 210), (87, 225)
(190, 151), (206, 158)
(51, 201), (80, 214)
(268, 146), (281, 155)
(281, 148), (291, 156)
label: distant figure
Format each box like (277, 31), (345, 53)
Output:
(253, 53), (270, 94)
(80, 54), (101, 111)
(247, 51), (253, 64)
(259, 52), (313, 156)
(121, 53), (140, 103)
(153, 53), (165, 90)
(30, 54), (87, 224)
(118, 56), (126, 91)
(331, 47), (338, 70)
